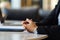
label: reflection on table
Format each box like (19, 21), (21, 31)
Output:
(0, 32), (48, 40)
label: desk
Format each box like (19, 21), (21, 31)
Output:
(0, 21), (25, 32)
(0, 21), (48, 40)
(0, 32), (48, 40)
(0, 25), (25, 32)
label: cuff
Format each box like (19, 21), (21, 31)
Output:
(33, 26), (38, 34)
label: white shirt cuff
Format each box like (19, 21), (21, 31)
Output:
(33, 27), (38, 34)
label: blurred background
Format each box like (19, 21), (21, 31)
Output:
(0, 0), (59, 24)
(0, 0), (58, 10)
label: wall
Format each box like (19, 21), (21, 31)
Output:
(11, 0), (21, 9)
(51, 0), (58, 10)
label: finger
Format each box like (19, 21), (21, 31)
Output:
(22, 24), (27, 27)
(26, 18), (32, 21)
(22, 21), (27, 24)
(21, 21), (25, 24)
(26, 18), (33, 23)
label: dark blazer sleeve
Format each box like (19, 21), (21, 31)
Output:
(37, 25), (59, 34)
(38, 0), (60, 25)
(36, 0), (60, 40)
(37, 25), (60, 40)
(36, 0), (60, 34)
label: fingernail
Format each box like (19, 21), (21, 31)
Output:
(26, 18), (29, 21)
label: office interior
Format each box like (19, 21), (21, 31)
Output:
(0, 0), (60, 40)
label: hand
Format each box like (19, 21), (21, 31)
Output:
(22, 19), (37, 33)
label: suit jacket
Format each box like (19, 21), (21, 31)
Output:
(36, 0), (60, 26)
(37, 0), (60, 40)
(37, 25), (60, 40)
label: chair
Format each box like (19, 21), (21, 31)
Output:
(4, 8), (39, 22)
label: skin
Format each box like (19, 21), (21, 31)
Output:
(22, 18), (37, 33)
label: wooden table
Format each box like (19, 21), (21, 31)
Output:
(0, 32), (48, 40)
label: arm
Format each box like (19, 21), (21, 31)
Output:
(22, 19), (60, 40)
(39, 0), (60, 25)
(37, 25), (60, 40)
(37, 25), (60, 34)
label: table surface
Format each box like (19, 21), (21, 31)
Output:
(0, 21), (25, 30)
(1, 20), (22, 26)
(0, 32), (48, 40)
(0, 21), (48, 40)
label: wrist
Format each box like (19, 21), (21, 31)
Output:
(33, 26), (38, 33)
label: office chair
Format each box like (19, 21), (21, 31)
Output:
(5, 8), (39, 22)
